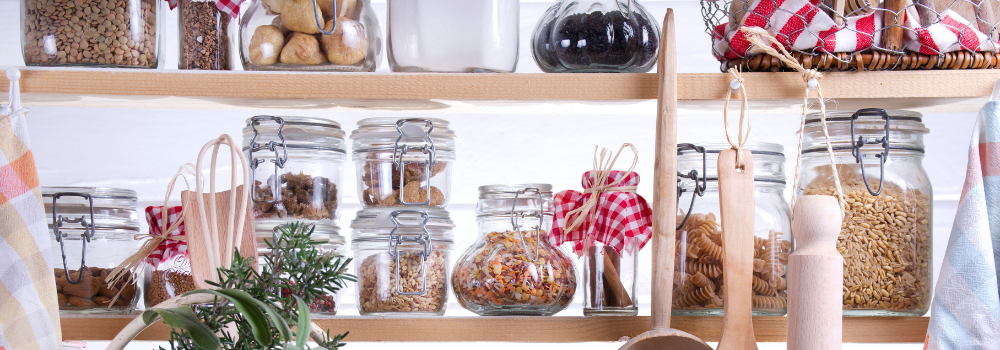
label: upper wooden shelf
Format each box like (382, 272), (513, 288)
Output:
(61, 315), (928, 343)
(1, 68), (997, 113)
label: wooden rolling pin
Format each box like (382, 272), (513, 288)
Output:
(787, 195), (844, 350)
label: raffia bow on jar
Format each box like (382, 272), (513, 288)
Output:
(549, 143), (652, 314)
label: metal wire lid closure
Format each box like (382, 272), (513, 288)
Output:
(550, 144), (653, 255)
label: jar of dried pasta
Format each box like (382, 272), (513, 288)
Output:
(452, 184), (577, 316)
(243, 116), (346, 230)
(673, 143), (792, 316)
(797, 109), (932, 316)
(351, 209), (454, 315)
(350, 118), (455, 209)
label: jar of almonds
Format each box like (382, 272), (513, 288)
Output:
(351, 209), (454, 316)
(21, 0), (161, 67)
(43, 187), (143, 313)
(798, 109), (932, 316)
(350, 118), (455, 209)
(452, 184), (577, 316)
(673, 143), (793, 316)
(239, 0), (382, 71)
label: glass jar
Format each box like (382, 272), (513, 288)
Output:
(243, 116), (346, 231)
(584, 239), (639, 316)
(239, 0), (381, 71)
(452, 185), (577, 316)
(144, 252), (195, 308)
(21, 0), (161, 67)
(387, 0), (519, 73)
(178, 0), (233, 69)
(350, 118), (455, 209)
(255, 222), (346, 315)
(43, 187), (143, 313)
(351, 209), (454, 315)
(531, 0), (660, 73)
(797, 109), (932, 316)
(673, 143), (793, 316)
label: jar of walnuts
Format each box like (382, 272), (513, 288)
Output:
(243, 116), (346, 231)
(239, 0), (381, 70)
(350, 118), (455, 209)
(673, 143), (793, 316)
(798, 109), (932, 316)
(43, 187), (144, 313)
(351, 209), (454, 316)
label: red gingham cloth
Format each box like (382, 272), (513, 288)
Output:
(145, 206), (187, 266)
(164, 0), (240, 18)
(909, 10), (998, 54)
(549, 171), (652, 255)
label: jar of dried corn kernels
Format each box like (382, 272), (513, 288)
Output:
(452, 184), (577, 316)
(673, 143), (792, 316)
(797, 109), (931, 316)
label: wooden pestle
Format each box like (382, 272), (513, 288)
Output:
(788, 195), (844, 350)
(716, 149), (758, 350)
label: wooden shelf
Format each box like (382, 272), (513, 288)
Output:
(1, 68), (997, 113)
(61, 315), (929, 343)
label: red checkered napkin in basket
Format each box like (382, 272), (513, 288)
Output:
(713, 0), (838, 59)
(909, 9), (998, 54)
(550, 169), (653, 255)
(164, 0), (240, 18)
(144, 206), (188, 266)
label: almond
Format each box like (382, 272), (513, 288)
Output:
(57, 293), (67, 306)
(67, 296), (96, 307)
(93, 296), (112, 306)
(62, 276), (100, 298)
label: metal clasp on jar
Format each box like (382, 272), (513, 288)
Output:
(392, 119), (437, 206)
(247, 115), (289, 206)
(388, 210), (432, 296)
(851, 108), (890, 196)
(511, 187), (544, 261)
(676, 143), (707, 230)
(50, 192), (96, 285)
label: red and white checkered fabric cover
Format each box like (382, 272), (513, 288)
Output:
(821, 11), (883, 53)
(909, 9), (998, 54)
(549, 170), (652, 255)
(714, 0), (838, 59)
(165, 0), (239, 18)
(145, 206), (187, 266)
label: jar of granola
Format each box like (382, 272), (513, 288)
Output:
(43, 187), (143, 313)
(350, 118), (455, 209)
(797, 109), (932, 316)
(255, 222), (346, 315)
(452, 184), (577, 316)
(242, 116), (346, 231)
(673, 143), (793, 316)
(351, 209), (454, 315)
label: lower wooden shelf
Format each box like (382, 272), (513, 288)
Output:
(61, 315), (928, 343)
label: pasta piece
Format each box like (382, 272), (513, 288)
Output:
(753, 258), (765, 273)
(695, 235), (722, 259)
(752, 275), (776, 296)
(752, 295), (787, 310)
(676, 286), (715, 308)
(690, 271), (711, 288)
(686, 261), (722, 278)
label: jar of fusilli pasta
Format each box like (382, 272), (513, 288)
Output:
(797, 109), (931, 316)
(673, 143), (792, 316)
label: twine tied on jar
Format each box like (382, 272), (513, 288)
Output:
(562, 143), (639, 253)
(739, 26), (848, 217)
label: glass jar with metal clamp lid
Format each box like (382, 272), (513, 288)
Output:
(351, 209), (454, 315)
(452, 184), (577, 316)
(350, 117), (455, 209)
(255, 222), (347, 315)
(43, 187), (142, 313)
(797, 109), (932, 316)
(673, 143), (793, 316)
(243, 116), (346, 231)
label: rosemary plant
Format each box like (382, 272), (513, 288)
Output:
(153, 223), (355, 350)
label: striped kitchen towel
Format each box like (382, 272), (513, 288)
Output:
(924, 80), (1000, 349)
(0, 68), (63, 350)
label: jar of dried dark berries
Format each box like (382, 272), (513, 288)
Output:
(242, 116), (346, 231)
(178, 0), (235, 69)
(531, 0), (660, 73)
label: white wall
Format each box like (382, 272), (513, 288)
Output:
(0, 0), (972, 349)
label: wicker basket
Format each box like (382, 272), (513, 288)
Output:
(702, 0), (1000, 71)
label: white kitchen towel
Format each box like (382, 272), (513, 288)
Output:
(0, 68), (63, 350)
(924, 80), (1000, 349)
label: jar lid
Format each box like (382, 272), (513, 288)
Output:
(478, 184), (553, 195)
(803, 109), (928, 154)
(351, 208), (454, 242)
(42, 186), (138, 200)
(254, 222), (345, 246)
(350, 117), (456, 153)
(41, 186), (140, 232)
(676, 143), (786, 184)
(242, 115), (346, 153)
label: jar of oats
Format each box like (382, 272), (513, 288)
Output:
(351, 209), (454, 315)
(673, 143), (793, 316)
(797, 109), (932, 316)
(21, 0), (161, 67)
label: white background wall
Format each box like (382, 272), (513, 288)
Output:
(0, 0), (978, 349)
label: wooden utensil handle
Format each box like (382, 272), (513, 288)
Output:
(716, 149), (758, 350)
(651, 6), (678, 331)
(881, 0), (906, 51)
(788, 195), (843, 350)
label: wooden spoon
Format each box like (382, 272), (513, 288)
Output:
(788, 195), (844, 350)
(618, 9), (711, 350)
(716, 149), (758, 350)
